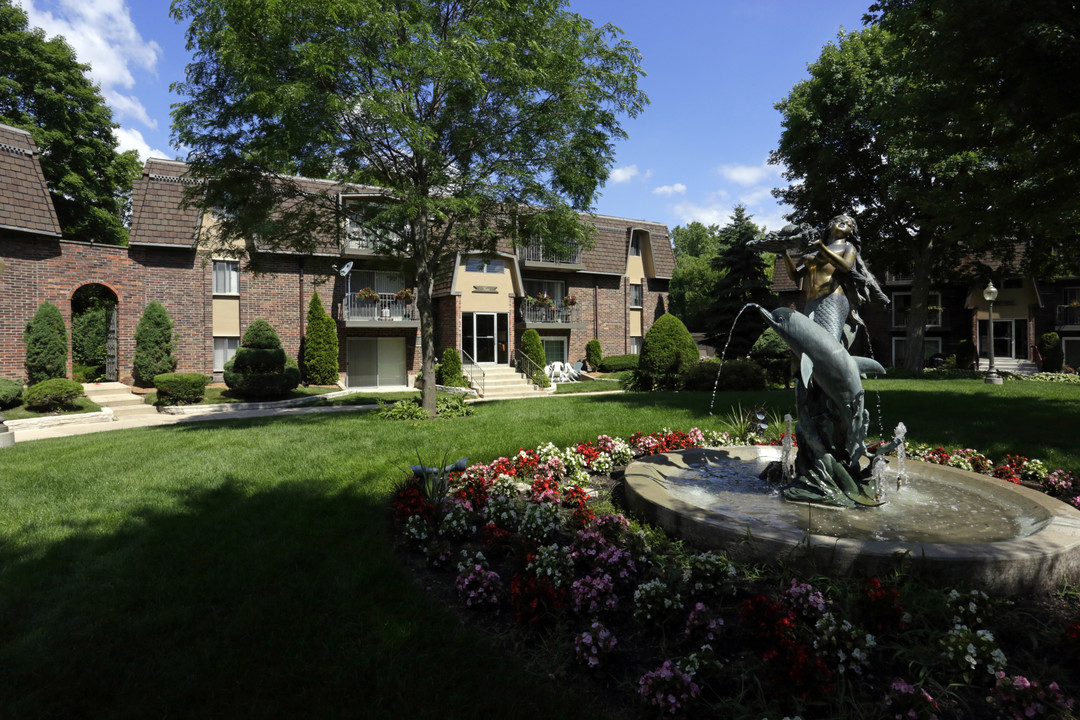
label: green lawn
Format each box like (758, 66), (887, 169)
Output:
(1, 381), (1078, 718)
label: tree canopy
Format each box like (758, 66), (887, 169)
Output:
(0, 0), (141, 245)
(668, 221), (723, 332)
(704, 206), (772, 357)
(170, 0), (647, 414)
(867, 0), (1080, 275)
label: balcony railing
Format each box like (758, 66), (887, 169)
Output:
(1058, 305), (1080, 326)
(343, 293), (418, 322)
(517, 240), (582, 265)
(518, 301), (581, 324)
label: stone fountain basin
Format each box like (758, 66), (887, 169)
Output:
(624, 446), (1080, 593)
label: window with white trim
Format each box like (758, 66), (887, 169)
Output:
(891, 291), (941, 328)
(629, 283), (643, 309)
(213, 336), (239, 371)
(213, 260), (239, 295)
(464, 257), (506, 273)
(540, 337), (566, 365)
(629, 336), (642, 355)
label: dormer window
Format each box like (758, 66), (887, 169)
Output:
(343, 198), (400, 251)
(629, 234), (641, 257)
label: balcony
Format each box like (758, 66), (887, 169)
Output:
(517, 300), (584, 328)
(341, 294), (419, 327)
(1058, 304), (1080, 328)
(516, 240), (584, 269)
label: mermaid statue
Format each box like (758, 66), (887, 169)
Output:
(753, 214), (896, 507)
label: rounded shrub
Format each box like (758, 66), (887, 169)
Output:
(586, 339), (602, 370)
(638, 313), (699, 390)
(749, 328), (793, 386)
(1038, 332), (1064, 373)
(437, 347), (467, 387)
(23, 378), (83, 411)
(303, 292), (339, 385)
(0, 378), (23, 409)
(153, 373), (209, 405)
(23, 301), (68, 385)
(133, 301), (177, 387)
(224, 319), (301, 399)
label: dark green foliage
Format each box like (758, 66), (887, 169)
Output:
(0, 377), (22, 409)
(225, 320), (300, 399)
(521, 330), (546, 374)
(638, 313), (699, 390)
(1038, 332), (1064, 373)
(240, 319), (282, 349)
(0, 0), (141, 244)
(153, 373), (209, 405)
(377, 394), (474, 420)
(954, 338), (977, 371)
(303, 293), (339, 385)
(750, 328), (794, 386)
(71, 306), (107, 368)
(23, 377), (82, 411)
(72, 364), (105, 383)
(597, 354), (639, 372)
(704, 206), (772, 356)
(681, 358), (766, 392)
(132, 301), (177, 387)
(585, 339), (602, 370)
(23, 301), (68, 384)
(437, 348), (467, 387)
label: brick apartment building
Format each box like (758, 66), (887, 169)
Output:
(1, 123), (674, 389)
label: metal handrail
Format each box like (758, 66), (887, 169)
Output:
(514, 349), (548, 388)
(460, 348), (485, 397)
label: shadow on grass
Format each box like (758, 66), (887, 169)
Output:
(0, 477), (610, 720)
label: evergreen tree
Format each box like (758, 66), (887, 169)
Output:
(638, 313), (698, 390)
(132, 301), (177, 386)
(303, 293), (339, 385)
(224, 319), (300, 398)
(705, 206), (773, 358)
(23, 301), (67, 384)
(669, 222), (724, 331)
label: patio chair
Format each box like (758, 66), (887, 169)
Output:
(564, 361), (583, 381)
(549, 361), (566, 383)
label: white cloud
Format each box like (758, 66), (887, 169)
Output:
(610, 165), (640, 184)
(670, 201), (730, 227)
(738, 187), (776, 207)
(20, 0), (162, 126)
(652, 183), (687, 197)
(717, 162), (783, 187)
(115, 126), (170, 162)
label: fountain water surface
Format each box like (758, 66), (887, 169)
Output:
(625, 447), (1080, 592)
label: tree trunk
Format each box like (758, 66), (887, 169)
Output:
(903, 234), (935, 371)
(415, 245), (438, 419)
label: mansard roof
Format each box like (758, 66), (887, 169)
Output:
(128, 159), (203, 248)
(0, 123), (62, 238)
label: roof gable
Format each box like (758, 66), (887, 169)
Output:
(0, 123), (62, 238)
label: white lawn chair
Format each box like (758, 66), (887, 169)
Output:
(565, 361), (583, 381)
(549, 361), (566, 383)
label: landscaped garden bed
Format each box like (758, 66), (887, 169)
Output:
(393, 429), (1080, 719)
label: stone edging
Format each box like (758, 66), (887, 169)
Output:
(158, 388), (361, 415)
(5, 408), (115, 430)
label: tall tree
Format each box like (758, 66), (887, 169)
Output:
(868, 0), (1080, 275)
(772, 27), (981, 370)
(705, 206), (772, 357)
(0, 0), (141, 245)
(170, 0), (647, 416)
(668, 221), (723, 331)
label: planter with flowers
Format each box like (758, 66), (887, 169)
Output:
(395, 288), (415, 304)
(357, 287), (379, 301)
(563, 295), (578, 307)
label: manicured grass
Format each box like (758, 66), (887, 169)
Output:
(1, 382), (1078, 718)
(554, 375), (624, 394)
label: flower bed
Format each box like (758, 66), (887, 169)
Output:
(392, 430), (1080, 719)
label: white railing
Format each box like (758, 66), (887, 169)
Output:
(517, 240), (582, 265)
(519, 302), (581, 324)
(343, 294), (418, 322)
(460, 348), (484, 396)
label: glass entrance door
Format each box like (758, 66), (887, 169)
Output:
(475, 313), (496, 363)
(462, 313), (506, 364)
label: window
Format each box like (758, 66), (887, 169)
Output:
(464, 257), (506, 273)
(540, 337), (566, 365)
(352, 270), (406, 295)
(891, 291), (941, 328)
(629, 283), (643, 308)
(629, 337), (642, 355)
(343, 199), (400, 250)
(629, 234), (641, 256)
(213, 260), (239, 295)
(213, 336), (239, 371)
(524, 278), (565, 301)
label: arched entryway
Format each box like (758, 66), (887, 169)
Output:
(71, 284), (120, 382)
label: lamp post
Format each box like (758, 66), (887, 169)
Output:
(983, 281), (1003, 385)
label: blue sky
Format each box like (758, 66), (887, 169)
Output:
(16, 0), (872, 233)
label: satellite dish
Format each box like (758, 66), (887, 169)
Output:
(339, 261), (354, 277)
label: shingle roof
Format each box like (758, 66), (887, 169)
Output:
(0, 123), (61, 238)
(128, 159), (202, 247)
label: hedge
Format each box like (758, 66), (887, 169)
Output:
(153, 373), (209, 405)
(598, 354), (640, 372)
